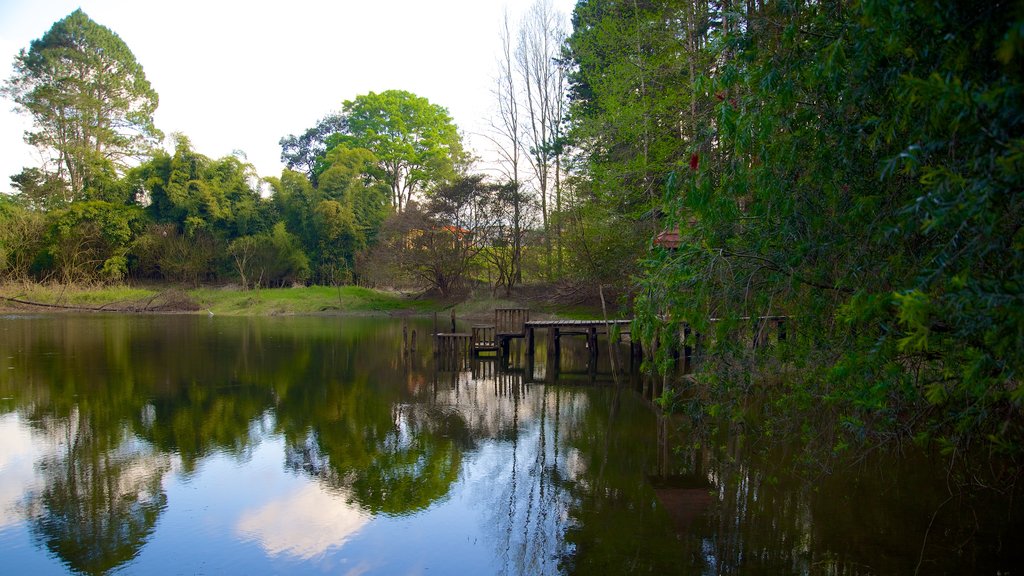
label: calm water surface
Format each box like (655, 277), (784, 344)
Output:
(0, 314), (1019, 575)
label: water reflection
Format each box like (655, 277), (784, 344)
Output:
(236, 483), (369, 559)
(0, 314), (1019, 575)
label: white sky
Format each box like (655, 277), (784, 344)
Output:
(0, 0), (575, 193)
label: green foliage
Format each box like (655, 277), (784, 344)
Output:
(10, 168), (70, 210)
(0, 196), (48, 281)
(137, 135), (267, 240)
(278, 113), (347, 185)
(267, 160), (381, 286)
(226, 223), (309, 289)
(338, 90), (466, 212)
(47, 201), (145, 283)
(131, 224), (219, 285)
(578, 0), (1024, 458)
(2, 9), (161, 198)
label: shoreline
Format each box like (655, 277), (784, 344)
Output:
(0, 283), (595, 323)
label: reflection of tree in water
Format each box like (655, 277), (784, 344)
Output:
(649, 414), (1024, 575)
(25, 413), (169, 576)
(278, 375), (471, 516)
(3, 315), (449, 572)
(427, 363), (681, 575)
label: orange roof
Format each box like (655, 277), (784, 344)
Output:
(654, 228), (681, 249)
(440, 225), (471, 235)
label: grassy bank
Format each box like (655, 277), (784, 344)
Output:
(0, 282), (444, 316)
(192, 285), (440, 316)
(0, 282), (621, 319)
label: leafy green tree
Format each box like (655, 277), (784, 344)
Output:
(278, 113), (347, 185)
(269, 148), (385, 285)
(318, 144), (390, 243)
(338, 90), (466, 212)
(606, 0), (1024, 459)
(9, 168), (70, 211)
(227, 223), (309, 288)
(3, 9), (161, 200)
(137, 135), (264, 239)
(0, 195), (48, 281)
(562, 0), (716, 292)
(47, 201), (145, 283)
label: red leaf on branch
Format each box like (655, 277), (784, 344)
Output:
(689, 153), (700, 171)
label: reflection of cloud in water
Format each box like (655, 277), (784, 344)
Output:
(0, 414), (39, 529)
(236, 483), (370, 559)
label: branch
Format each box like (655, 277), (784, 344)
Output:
(720, 249), (854, 294)
(0, 295), (102, 311)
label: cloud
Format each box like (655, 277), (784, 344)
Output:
(236, 483), (371, 560)
(0, 414), (39, 530)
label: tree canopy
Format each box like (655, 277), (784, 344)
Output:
(337, 90), (467, 212)
(563, 0), (1024, 458)
(3, 9), (161, 202)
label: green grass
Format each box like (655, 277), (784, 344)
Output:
(189, 285), (442, 316)
(1, 282), (444, 316)
(1, 282), (157, 308)
(1, 281), (609, 319)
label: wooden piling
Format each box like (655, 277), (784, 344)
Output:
(402, 319), (409, 355)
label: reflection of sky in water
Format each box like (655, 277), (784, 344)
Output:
(236, 483), (370, 559)
(0, 414), (38, 530)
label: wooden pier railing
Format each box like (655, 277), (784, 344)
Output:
(495, 308), (529, 336)
(434, 308), (791, 377)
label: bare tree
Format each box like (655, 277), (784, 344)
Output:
(479, 181), (537, 295)
(515, 0), (568, 281)
(484, 10), (529, 289)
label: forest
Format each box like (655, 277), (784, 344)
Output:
(1, 0), (1022, 470)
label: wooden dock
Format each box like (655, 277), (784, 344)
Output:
(435, 308), (637, 361)
(433, 306), (793, 385)
(523, 319), (634, 359)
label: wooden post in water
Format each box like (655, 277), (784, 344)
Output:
(403, 319), (409, 356)
(546, 327), (560, 382)
(526, 326), (535, 357)
(450, 309), (456, 332)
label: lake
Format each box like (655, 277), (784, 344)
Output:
(0, 314), (1019, 575)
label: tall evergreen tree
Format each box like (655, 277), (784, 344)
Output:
(3, 9), (161, 202)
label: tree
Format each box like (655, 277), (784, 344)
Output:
(516, 0), (568, 279)
(137, 135), (266, 240)
(339, 90), (466, 213)
(562, 0), (714, 293)
(10, 167), (70, 211)
(268, 150), (383, 286)
(47, 201), (145, 283)
(583, 0), (1024, 460)
(0, 196), (48, 281)
(317, 144), (389, 245)
(278, 113), (347, 186)
(3, 9), (161, 200)
(486, 11), (529, 289)
(478, 180), (536, 295)
(227, 223), (309, 289)
(366, 176), (499, 296)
